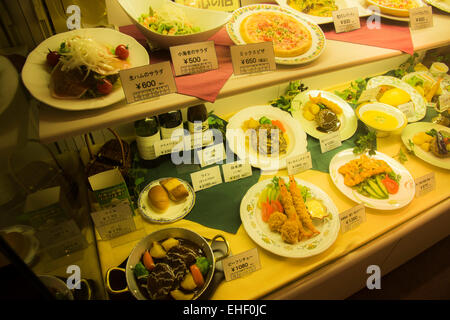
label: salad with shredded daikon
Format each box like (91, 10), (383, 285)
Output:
(138, 5), (200, 35)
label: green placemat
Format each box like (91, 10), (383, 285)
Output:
(128, 141), (261, 234)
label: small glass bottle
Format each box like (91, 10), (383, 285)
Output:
(187, 104), (209, 134)
(134, 116), (161, 167)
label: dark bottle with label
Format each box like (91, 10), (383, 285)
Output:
(134, 116), (161, 167)
(158, 110), (184, 140)
(187, 104), (209, 134)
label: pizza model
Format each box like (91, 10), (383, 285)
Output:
(239, 11), (312, 58)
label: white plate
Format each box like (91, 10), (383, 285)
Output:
(402, 71), (449, 97)
(366, 76), (427, 122)
(22, 28), (149, 111)
(329, 149), (415, 210)
(276, 0), (373, 24)
(240, 177), (340, 258)
(226, 105), (308, 171)
(364, 0), (427, 21)
(401, 122), (450, 170)
(226, 4), (326, 65)
(138, 178), (195, 224)
(425, 0), (450, 13)
(291, 90), (358, 140)
(0, 225), (39, 265)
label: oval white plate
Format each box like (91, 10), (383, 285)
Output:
(240, 177), (340, 258)
(226, 4), (325, 65)
(138, 178), (195, 224)
(0, 225), (39, 265)
(329, 149), (415, 210)
(425, 0), (450, 13)
(366, 76), (427, 122)
(22, 28), (149, 111)
(401, 122), (450, 170)
(276, 0), (373, 24)
(291, 90), (358, 140)
(226, 105), (308, 171)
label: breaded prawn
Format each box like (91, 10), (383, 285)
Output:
(278, 178), (306, 242)
(289, 176), (320, 236)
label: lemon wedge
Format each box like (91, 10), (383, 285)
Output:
(379, 88), (411, 107)
(306, 199), (329, 219)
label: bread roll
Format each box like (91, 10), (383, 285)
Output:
(148, 185), (170, 212)
(160, 178), (189, 202)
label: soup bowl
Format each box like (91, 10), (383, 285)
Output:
(356, 102), (407, 138)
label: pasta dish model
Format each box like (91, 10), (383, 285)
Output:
(288, 0), (338, 17)
(46, 36), (130, 99)
(138, 5), (201, 35)
(239, 11), (312, 57)
(369, 0), (421, 10)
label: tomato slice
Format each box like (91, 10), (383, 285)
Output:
(262, 201), (274, 222)
(271, 120), (286, 133)
(381, 175), (399, 194)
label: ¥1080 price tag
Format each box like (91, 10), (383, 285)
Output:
(119, 61), (177, 104)
(286, 151), (312, 175)
(230, 42), (276, 75)
(170, 41), (218, 76)
(222, 248), (261, 281)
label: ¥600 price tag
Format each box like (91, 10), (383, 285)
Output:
(170, 41), (218, 76)
(230, 42), (276, 75)
(119, 61), (177, 104)
(332, 7), (360, 33)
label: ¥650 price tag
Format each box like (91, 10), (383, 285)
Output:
(332, 7), (360, 33)
(230, 42), (276, 75)
(170, 41), (218, 76)
(119, 61), (177, 104)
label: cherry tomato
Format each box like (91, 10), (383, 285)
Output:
(115, 44), (129, 60)
(46, 50), (60, 67)
(381, 175), (399, 194)
(96, 79), (113, 95)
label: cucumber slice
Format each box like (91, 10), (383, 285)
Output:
(368, 179), (388, 199)
(363, 185), (382, 199)
(375, 175), (389, 197)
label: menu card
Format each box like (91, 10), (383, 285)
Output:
(332, 7), (361, 33)
(409, 6), (433, 30)
(170, 41), (218, 76)
(230, 42), (276, 75)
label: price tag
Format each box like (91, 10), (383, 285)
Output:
(397, 101), (415, 119)
(174, 0), (240, 11)
(339, 204), (366, 233)
(286, 152), (312, 175)
(35, 219), (82, 247)
(320, 131), (342, 153)
(222, 160), (253, 183)
(170, 41), (218, 76)
(409, 6), (433, 30)
(190, 166), (223, 192)
(358, 87), (382, 103)
(222, 248), (261, 281)
(230, 42), (276, 75)
(119, 61), (177, 104)
(438, 92), (450, 112)
(191, 130), (214, 150)
(95, 219), (137, 240)
(332, 7), (361, 33)
(90, 201), (134, 228)
(197, 143), (226, 167)
(415, 172), (436, 197)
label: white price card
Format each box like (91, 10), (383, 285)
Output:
(119, 61), (177, 104)
(287, 151), (313, 175)
(358, 87), (382, 103)
(409, 6), (433, 30)
(170, 41), (218, 76)
(332, 7), (361, 33)
(96, 219), (137, 240)
(398, 102), (415, 119)
(230, 42), (276, 75)
(320, 131), (342, 153)
(154, 137), (184, 157)
(222, 248), (261, 281)
(190, 166), (223, 192)
(222, 160), (253, 183)
(415, 172), (436, 197)
(90, 201), (134, 227)
(339, 203), (366, 233)
(197, 143), (226, 167)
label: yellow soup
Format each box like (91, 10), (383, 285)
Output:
(361, 110), (399, 131)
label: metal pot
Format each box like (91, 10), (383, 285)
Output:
(106, 227), (230, 300)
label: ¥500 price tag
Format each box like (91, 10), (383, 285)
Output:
(119, 61), (177, 104)
(170, 41), (218, 76)
(230, 42), (276, 75)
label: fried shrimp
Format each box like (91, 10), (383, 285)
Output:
(278, 178), (307, 241)
(289, 176), (320, 236)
